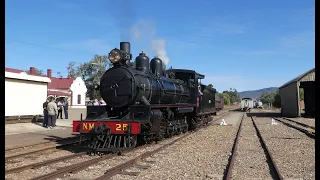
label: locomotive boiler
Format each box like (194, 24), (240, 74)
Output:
(100, 45), (190, 109)
(73, 42), (222, 153)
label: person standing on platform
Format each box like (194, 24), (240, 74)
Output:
(42, 99), (49, 127)
(47, 97), (58, 129)
(63, 98), (69, 119)
(57, 100), (63, 119)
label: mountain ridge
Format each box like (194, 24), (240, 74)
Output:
(238, 87), (278, 99)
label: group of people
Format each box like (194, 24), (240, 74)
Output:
(42, 97), (69, 129)
(86, 99), (105, 106)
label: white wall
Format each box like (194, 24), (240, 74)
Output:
(70, 77), (87, 108)
(5, 78), (48, 116)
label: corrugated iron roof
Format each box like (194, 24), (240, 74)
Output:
(47, 77), (75, 89)
(5, 68), (24, 74)
(5, 67), (76, 89)
(279, 68), (315, 89)
(47, 90), (71, 96)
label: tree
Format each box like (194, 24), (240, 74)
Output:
(223, 95), (231, 105)
(273, 90), (281, 108)
(222, 88), (241, 103)
(67, 61), (80, 78)
(25, 68), (45, 76)
(260, 92), (275, 106)
(79, 55), (109, 99)
(67, 55), (109, 99)
(208, 84), (213, 88)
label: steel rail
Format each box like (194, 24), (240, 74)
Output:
(5, 142), (79, 161)
(250, 115), (284, 180)
(94, 133), (191, 180)
(24, 109), (233, 180)
(273, 117), (315, 139)
(92, 110), (232, 180)
(283, 118), (315, 130)
(29, 144), (152, 180)
(223, 113), (245, 180)
(6, 152), (87, 174)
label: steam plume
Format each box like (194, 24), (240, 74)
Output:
(106, 0), (170, 65)
(129, 20), (170, 66)
(151, 39), (170, 65)
(108, 0), (136, 41)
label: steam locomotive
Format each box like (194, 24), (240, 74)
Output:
(72, 42), (223, 153)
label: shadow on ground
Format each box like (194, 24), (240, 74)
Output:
(247, 112), (283, 118)
(228, 108), (242, 112)
(40, 134), (88, 153)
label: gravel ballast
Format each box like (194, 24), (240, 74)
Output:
(253, 116), (315, 180)
(231, 114), (273, 180)
(5, 108), (237, 180)
(283, 117), (315, 128)
(108, 112), (243, 180)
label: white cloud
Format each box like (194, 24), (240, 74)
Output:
(195, 17), (247, 39)
(54, 39), (110, 55)
(165, 17), (247, 49)
(230, 50), (279, 56)
(129, 20), (156, 41)
(202, 75), (286, 92)
(127, 20), (171, 65)
(278, 31), (315, 48)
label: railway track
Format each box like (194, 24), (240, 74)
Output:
(94, 113), (229, 180)
(250, 115), (283, 180)
(283, 117), (315, 130)
(272, 117), (315, 139)
(256, 109), (315, 139)
(5, 136), (79, 152)
(6, 151), (87, 174)
(5, 139), (84, 162)
(28, 145), (152, 180)
(94, 133), (189, 180)
(223, 112), (284, 180)
(22, 134), (190, 180)
(6, 110), (232, 180)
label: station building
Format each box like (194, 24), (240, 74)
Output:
(5, 68), (51, 117)
(279, 68), (315, 117)
(5, 67), (87, 120)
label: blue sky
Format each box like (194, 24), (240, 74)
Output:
(5, 0), (314, 92)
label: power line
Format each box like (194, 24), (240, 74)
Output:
(6, 39), (96, 56)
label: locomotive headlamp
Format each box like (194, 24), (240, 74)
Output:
(108, 48), (122, 64)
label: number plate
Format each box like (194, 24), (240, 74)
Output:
(73, 121), (141, 134)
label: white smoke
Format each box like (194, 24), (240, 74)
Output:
(129, 20), (156, 40)
(128, 20), (170, 66)
(151, 39), (170, 65)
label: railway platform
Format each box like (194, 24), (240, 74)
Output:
(5, 119), (76, 149)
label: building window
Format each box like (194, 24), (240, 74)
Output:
(77, 95), (81, 104)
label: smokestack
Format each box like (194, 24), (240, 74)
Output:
(120, 42), (130, 54)
(47, 69), (52, 78)
(29, 67), (35, 75)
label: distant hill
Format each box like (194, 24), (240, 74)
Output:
(238, 87), (278, 99)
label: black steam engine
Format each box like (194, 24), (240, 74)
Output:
(73, 42), (221, 153)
